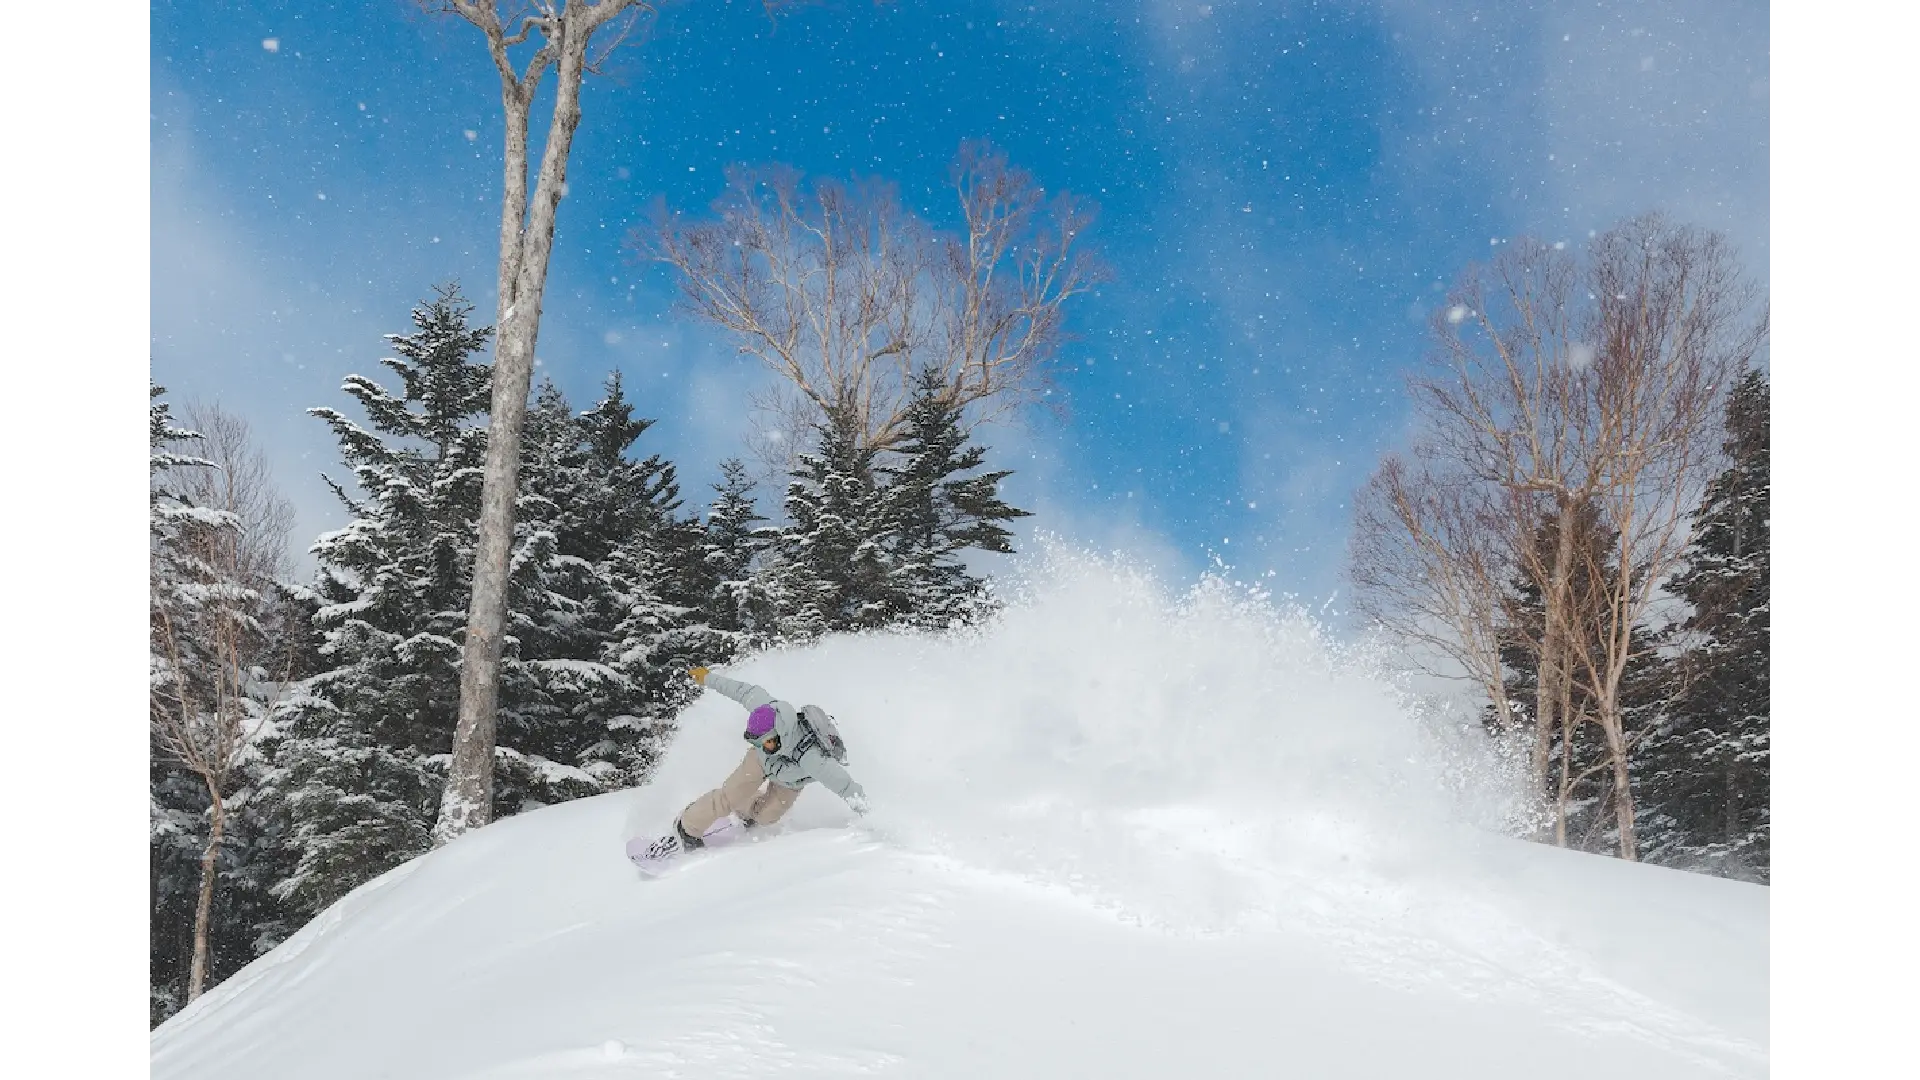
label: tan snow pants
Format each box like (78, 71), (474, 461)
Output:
(679, 749), (802, 836)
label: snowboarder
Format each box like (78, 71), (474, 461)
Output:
(631, 667), (869, 868)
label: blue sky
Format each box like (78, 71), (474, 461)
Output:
(150, 0), (1767, 611)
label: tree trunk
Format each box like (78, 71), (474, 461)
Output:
(1532, 627), (1557, 824)
(1725, 506), (1747, 849)
(144, 349), (159, 972)
(495, 93), (532, 326)
(1725, 759), (1739, 848)
(438, 22), (593, 846)
(187, 791), (225, 1003)
(1532, 687), (1553, 815)
(1533, 498), (1580, 842)
(1552, 705), (1572, 847)
(144, 837), (155, 960)
(1600, 705), (1639, 860)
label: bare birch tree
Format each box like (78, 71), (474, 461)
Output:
(642, 141), (1102, 459)
(1350, 457), (1520, 741)
(1519, 502), (1626, 848)
(1353, 235), (1598, 819)
(150, 404), (294, 1002)
(1348, 214), (1763, 859)
(433, 0), (656, 844)
(1565, 217), (1766, 858)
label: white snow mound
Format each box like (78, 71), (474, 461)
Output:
(152, 545), (1767, 1079)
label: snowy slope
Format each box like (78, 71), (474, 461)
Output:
(151, 548), (1768, 1079)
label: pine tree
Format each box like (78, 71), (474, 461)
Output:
(491, 379), (608, 811)
(268, 287), (493, 916)
(1637, 369), (1770, 881)
(882, 368), (1032, 629)
(572, 372), (706, 745)
(269, 296), (714, 915)
(768, 406), (903, 637)
(503, 374), (698, 803)
(685, 459), (777, 660)
(762, 377), (1033, 640)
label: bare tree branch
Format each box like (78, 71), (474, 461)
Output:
(639, 141), (1104, 452)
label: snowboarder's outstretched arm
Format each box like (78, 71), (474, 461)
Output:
(700, 672), (772, 711)
(798, 747), (868, 814)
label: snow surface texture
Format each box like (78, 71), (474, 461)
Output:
(152, 545), (1767, 1079)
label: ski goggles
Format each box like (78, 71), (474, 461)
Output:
(746, 731), (782, 753)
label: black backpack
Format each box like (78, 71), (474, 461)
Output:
(795, 704), (850, 764)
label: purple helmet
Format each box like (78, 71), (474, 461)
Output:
(745, 704), (778, 740)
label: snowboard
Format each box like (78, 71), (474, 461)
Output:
(625, 816), (745, 879)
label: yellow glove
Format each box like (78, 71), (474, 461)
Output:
(689, 666), (709, 686)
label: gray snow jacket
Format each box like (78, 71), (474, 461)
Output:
(704, 673), (865, 804)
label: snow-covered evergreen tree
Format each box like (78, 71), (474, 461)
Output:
(1637, 369), (1770, 881)
(268, 287), (492, 916)
(881, 368), (1032, 629)
(268, 294), (711, 915)
(761, 379), (1032, 640)
(767, 406), (904, 637)
(684, 458), (778, 661)
(574, 375), (707, 743)
(501, 374), (699, 806)
(492, 380), (603, 808)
